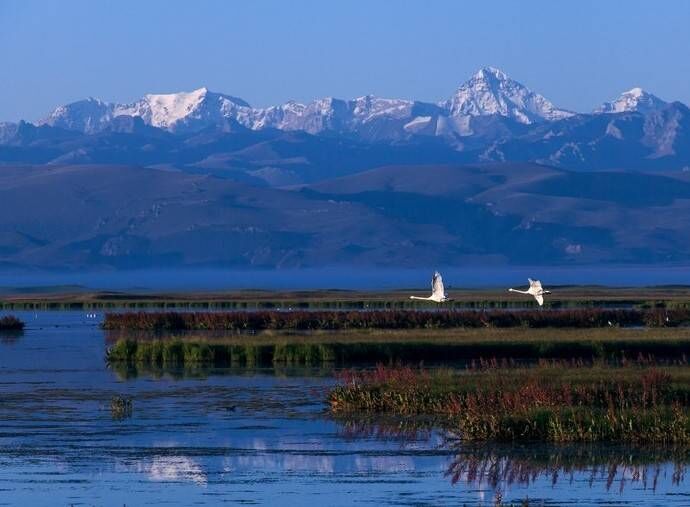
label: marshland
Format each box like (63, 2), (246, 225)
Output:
(3, 289), (690, 505)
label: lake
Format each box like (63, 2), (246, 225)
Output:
(5, 266), (690, 293)
(0, 311), (688, 506)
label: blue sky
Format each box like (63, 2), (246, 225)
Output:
(1, 0), (689, 122)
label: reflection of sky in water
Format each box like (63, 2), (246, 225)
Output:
(135, 456), (209, 486)
(0, 312), (688, 506)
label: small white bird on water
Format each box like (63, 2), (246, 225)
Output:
(508, 278), (551, 306)
(410, 271), (450, 303)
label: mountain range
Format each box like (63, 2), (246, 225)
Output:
(37, 67), (575, 137)
(2, 67), (690, 270)
(1, 66), (688, 183)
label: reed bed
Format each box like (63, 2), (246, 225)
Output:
(0, 315), (24, 331)
(105, 335), (690, 367)
(328, 364), (690, 443)
(102, 308), (690, 331)
(106, 339), (329, 367)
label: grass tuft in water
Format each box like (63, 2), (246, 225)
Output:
(0, 315), (24, 331)
(110, 395), (133, 420)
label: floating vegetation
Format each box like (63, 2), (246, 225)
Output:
(110, 395), (133, 420)
(102, 308), (690, 332)
(0, 315), (24, 331)
(328, 364), (690, 443)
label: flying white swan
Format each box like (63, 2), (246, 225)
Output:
(410, 271), (450, 302)
(508, 278), (551, 306)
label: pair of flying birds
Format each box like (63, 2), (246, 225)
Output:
(410, 272), (551, 306)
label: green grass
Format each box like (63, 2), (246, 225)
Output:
(105, 327), (690, 367)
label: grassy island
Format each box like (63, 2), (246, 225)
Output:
(328, 363), (690, 444)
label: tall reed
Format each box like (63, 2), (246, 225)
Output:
(102, 308), (690, 331)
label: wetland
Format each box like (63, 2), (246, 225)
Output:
(2, 290), (690, 505)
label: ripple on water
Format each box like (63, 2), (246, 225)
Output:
(0, 312), (688, 506)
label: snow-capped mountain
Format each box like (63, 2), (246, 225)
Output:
(42, 88), (252, 134)
(37, 67), (574, 138)
(113, 87), (251, 133)
(442, 67), (574, 124)
(594, 88), (667, 114)
(42, 97), (115, 134)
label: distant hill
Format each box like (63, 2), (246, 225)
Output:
(2, 163), (690, 270)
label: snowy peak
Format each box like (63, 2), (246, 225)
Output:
(38, 69), (581, 137)
(114, 88), (251, 132)
(595, 87), (667, 114)
(351, 95), (414, 121)
(41, 88), (252, 134)
(40, 97), (115, 134)
(473, 66), (509, 81)
(444, 66), (574, 124)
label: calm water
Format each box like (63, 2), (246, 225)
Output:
(0, 312), (688, 506)
(4, 266), (690, 292)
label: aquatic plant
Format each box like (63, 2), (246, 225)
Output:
(106, 339), (337, 367)
(101, 308), (690, 331)
(0, 315), (24, 331)
(110, 395), (133, 420)
(329, 364), (690, 443)
(105, 332), (690, 368)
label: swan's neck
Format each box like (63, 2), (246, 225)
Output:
(409, 296), (432, 300)
(508, 288), (530, 295)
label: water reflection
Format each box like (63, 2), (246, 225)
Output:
(1, 311), (689, 506)
(145, 456), (208, 485)
(445, 442), (688, 493)
(0, 330), (23, 344)
(108, 362), (336, 381)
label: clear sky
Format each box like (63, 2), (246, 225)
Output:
(1, 0), (689, 122)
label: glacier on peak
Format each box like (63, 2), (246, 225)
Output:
(594, 88), (667, 114)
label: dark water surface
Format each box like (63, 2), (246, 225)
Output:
(0, 312), (688, 506)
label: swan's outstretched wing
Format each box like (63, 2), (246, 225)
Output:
(432, 271), (445, 299)
(529, 278), (543, 291)
(534, 294), (544, 306)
